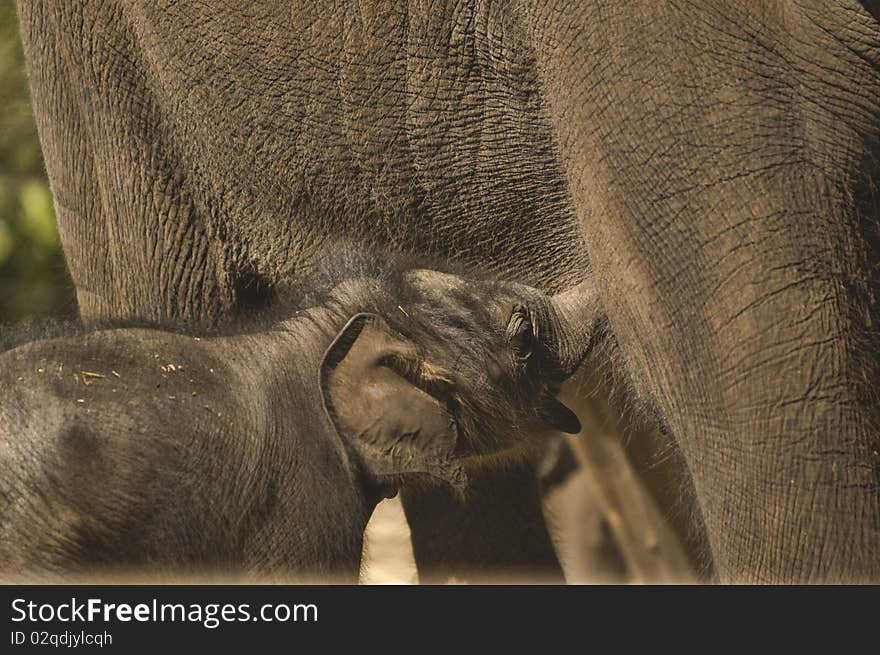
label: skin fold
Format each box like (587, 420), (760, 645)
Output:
(17, 1), (880, 582)
(0, 255), (597, 582)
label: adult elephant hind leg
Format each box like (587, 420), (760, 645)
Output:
(400, 457), (566, 584)
(523, 0), (880, 582)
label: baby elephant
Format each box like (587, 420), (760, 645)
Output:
(0, 255), (599, 582)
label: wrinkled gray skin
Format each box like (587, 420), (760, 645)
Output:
(0, 256), (596, 581)
(18, 1), (880, 582)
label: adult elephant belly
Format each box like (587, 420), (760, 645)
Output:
(18, 2), (608, 583)
(20, 1), (589, 325)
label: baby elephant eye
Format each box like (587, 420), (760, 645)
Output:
(506, 305), (536, 361)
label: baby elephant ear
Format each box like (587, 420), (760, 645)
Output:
(320, 313), (466, 492)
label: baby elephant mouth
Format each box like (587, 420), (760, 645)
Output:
(537, 393), (581, 435)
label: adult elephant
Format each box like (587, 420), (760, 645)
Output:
(17, 1), (880, 583)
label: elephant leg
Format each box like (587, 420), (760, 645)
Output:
(521, 1), (880, 582)
(545, 365), (702, 583)
(566, 363), (713, 580)
(400, 457), (565, 584)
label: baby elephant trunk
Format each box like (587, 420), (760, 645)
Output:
(548, 280), (602, 380)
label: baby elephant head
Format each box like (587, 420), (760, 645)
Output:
(319, 270), (600, 494)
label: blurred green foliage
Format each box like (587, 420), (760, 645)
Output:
(0, 3), (76, 324)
